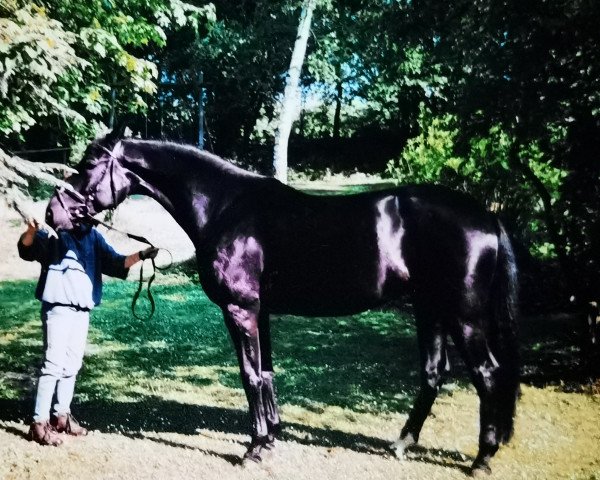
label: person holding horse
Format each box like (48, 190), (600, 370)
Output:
(18, 215), (158, 446)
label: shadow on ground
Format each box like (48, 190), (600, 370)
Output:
(0, 396), (472, 473)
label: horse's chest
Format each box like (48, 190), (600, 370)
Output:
(198, 235), (264, 307)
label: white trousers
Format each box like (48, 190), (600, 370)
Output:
(33, 304), (90, 422)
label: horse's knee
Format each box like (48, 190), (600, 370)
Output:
(227, 304), (258, 336)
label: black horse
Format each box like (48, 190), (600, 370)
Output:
(45, 132), (519, 475)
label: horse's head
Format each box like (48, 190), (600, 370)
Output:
(46, 130), (133, 231)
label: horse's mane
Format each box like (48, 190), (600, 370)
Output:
(124, 139), (262, 179)
(80, 137), (262, 180)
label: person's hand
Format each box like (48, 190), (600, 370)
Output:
(139, 247), (159, 260)
(21, 218), (40, 246)
(26, 218), (40, 234)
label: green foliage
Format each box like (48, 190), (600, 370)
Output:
(0, 0), (599, 297)
(387, 107), (460, 184)
(0, 148), (75, 218)
(387, 106), (568, 258)
(0, 0), (215, 143)
(0, 5), (87, 136)
(0, 0), (214, 217)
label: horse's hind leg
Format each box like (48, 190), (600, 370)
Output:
(393, 308), (449, 459)
(450, 318), (502, 476)
(258, 310), (281, 445)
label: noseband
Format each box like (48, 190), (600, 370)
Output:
(54, 185), (89, 221)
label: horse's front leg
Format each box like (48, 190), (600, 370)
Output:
(223, 303), (270, 463)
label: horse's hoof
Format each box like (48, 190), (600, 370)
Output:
(241, 437), (275, 467)
(241, 450), (262, 467)
(391, 434), (415, 461)
(263, 436), (276, 452)
(470, 462), (492, 477)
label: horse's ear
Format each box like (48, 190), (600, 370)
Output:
(107, 124), (126, 142)
(93, 123), (128, 154)
(99, 112), (136, 144)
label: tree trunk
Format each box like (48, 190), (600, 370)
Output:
(508, 141), (573, 287)
(332, 77), (342, 139)
(273, 0), (317, 184)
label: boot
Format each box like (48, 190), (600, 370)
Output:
(29, 420), (63, 446)
(52, 413), (88, 436)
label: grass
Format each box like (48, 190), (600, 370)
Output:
(0, 278), (423, 413)
(1, 276), (595, 413)
(1, 277), (600, 479)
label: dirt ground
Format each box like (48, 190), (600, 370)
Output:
(0, 386), (599, 480)
(1, 199), (599, 480)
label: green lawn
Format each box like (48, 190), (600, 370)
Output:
(0, 276), (590, 432)
(0, 278), (424, 415)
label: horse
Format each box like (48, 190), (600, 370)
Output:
(45, 130), (519, 475)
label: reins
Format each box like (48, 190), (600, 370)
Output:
(88, 215), (173, 321)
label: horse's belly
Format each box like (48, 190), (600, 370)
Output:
(262, 255), (405, 316)
(265, 286), (383, 316)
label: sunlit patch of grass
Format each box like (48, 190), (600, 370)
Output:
(0, 278), (425, 415)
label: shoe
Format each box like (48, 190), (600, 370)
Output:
(51, 413), (88, 436)
(29, 420), (63, 446)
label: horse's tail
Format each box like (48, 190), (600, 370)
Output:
(491, 220), (520, 444)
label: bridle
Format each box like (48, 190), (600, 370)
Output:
(53, 147), (172, 320)
(53, 147), (118, 221)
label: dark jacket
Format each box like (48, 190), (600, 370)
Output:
(18, 226), (128, 307)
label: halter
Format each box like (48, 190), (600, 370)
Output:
(53, 146), (119, 223)
(100, 145), (121, 205)
(53, 185), (90, 223)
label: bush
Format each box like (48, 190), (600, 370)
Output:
(386, 105), (566, 260)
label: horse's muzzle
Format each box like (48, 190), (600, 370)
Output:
(46, 187), (91, 231)
(45, 195), (73, 231)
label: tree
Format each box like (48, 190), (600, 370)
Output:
(0, 0), (213, 216)
(273, 0), (317, 183)
(381, 0), (600, 305)
(0, 149), (74, 221)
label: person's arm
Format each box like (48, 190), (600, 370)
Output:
(18, 219), (48, 262)
(97, 229), (159, 278)
(124, 247), (159, 269)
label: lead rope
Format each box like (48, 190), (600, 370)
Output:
(88, 216), (172, 320)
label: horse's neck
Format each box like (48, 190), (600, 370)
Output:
(123, 144), (260, 245)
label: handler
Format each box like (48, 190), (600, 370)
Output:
(18, 218), (157, 446)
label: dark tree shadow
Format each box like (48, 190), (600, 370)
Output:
(0, 396), (471, 472)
